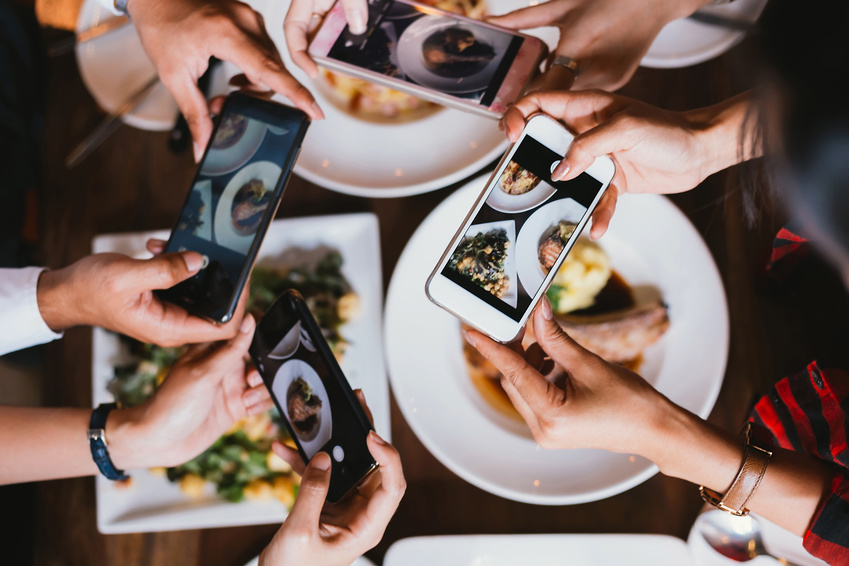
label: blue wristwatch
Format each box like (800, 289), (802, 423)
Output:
(88, 403), (129, 481)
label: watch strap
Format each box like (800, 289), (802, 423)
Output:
(88, 403), (129, 481)
(699, 422), (772, 516)
(113, 0), (130, 16)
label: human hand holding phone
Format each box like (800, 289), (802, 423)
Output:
(260, 396), (405, 566)
(285, 0), (370, 78)
(36, 243), (248, 347)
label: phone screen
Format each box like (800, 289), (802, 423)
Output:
(325, 0), (524, 107)
(440, 136), (604, 321)
(251, 294), (376, 502)
(162, 95), (307, 322)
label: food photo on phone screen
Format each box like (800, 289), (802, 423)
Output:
(326, 0), (524, 105)
(441, 136), (604, 321)
(168, 111), (293, 310)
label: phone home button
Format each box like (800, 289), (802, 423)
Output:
(332, 445), (345, 462)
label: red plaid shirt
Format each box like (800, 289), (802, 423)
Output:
(748, 229), (849, 563)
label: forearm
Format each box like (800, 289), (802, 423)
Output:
(686, 91), (763, 177)
(0, 406), (141, 485)
(646, 399), (833, 536)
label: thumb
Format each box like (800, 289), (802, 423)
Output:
(134, 252), (204, 291)
(533, 297), (593, 371)
(487, 3), (562, 30)
(288, 452), (332, 526)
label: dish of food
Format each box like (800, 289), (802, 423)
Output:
(538, 221), (576, 271)
(288, 378), (322, 439)
(384, 534), (693, 566)
(214, 161), (281, 255)
(448, 219), (517, 307)
(231, 178), (272, 236)
(486, 164), (557, 214)
(92, 213), (389, 532)
(273, 360), (333, 455)
(499, 160), (541, 195)
(200, 115), (269, 177)
(384, 175), (728, 504)
(422, 27), (495, 78)
(177, 180), (213, 240)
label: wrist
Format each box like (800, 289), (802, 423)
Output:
(36, 268), (78, 332)
(105, 406), (146, 470)
(685, 92), (759, 178)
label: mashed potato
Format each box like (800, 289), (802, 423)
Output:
(546, 238), (611, 314)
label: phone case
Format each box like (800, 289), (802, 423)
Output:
(309, 0), (547, 118)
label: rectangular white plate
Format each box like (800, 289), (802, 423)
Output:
(384, 534), (694, 566)
(91, 213), (389, 533)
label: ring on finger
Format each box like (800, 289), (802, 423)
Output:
(550, 55), (579, 77)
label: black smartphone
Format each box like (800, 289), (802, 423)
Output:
(156, 92), (310, 323)
(249, 290), (378, 503)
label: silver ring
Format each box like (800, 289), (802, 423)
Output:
(550, 55), (579, 78)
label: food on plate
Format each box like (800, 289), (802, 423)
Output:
(557, 301), (670, 364)
(422, 27), (495, 78)
(231, 179), (271, 236)
(107, 251), (357, 504)
(545, 237), (611, 314)
(211, 113), (249, 150)
(448, 228), (510, 298)
(498, 161), (541, 196)
(538, 221), (577, 271)
(287, 377), (323, 441)
(177, 189), (206, 236)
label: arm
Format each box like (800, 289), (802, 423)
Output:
(502, 90), (762, 239)
(465, 300), (833, 537)
(0, 316), (273, 485)
(35, 241), (247, 348)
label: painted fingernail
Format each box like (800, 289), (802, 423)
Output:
(541, 296), (553, 320)
(348, 10), (367, 34)
(553, 161), (570, 181)
(240, 314), (255, 334)
(311, 451), (332, 471)
(462, 329), (476, 347)
(182, 252), (204, 272)
(193, 142), (201, 163)
(369, 430), (388, 445)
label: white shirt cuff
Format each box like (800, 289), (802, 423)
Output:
(0, 267), (64, 356)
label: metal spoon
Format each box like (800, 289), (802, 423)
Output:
(695, 510), (803, 565)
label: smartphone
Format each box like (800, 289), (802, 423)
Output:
(156, 92), (310, 323)
(426, 114), (615, 342)
(249, 290), (378, 503)
(308, 0), (547, 118)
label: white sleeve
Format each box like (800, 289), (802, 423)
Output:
(0, 267), (64, 356)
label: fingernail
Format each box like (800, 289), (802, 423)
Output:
(349, 10), (367, 34)
(497, 120), (504, 131)
(553, 162), (570, 182)
(462, 329), (476, 347)
(240, 314), (255, 334)
(311, 451), (331, 471)
(193, 142), (201, 163)
(369, 430), (387, 445)
(541, 296), (553, 320)
(183, 252), (204, 272)
(311, 101), (324, 120)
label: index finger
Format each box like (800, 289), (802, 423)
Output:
(503, 90), (619, 142)
(285, 0), (321, 78)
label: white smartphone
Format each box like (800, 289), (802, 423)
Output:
(426, 114), (615, 342)
(307, 0), (547, 118)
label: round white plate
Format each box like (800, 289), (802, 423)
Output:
(272, 359), (334, 457)
(213, 160), (282, 255)
(514, 197), (586, 293)
(396, 16), (505, 94)
(263, 0), (560, 198)
(201, 118), (269, 176)
(385, 175), (729, 504)
(487, 169), (556, 214)
(642, 0), (769, 69)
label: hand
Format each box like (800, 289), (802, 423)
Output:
(502, 90), (718, 239)
(37, 239), (248, 347)
(260, 392), (405, 566)
(285, 0), (369, 78)
(488, 0), (708, 92)
(128, 0), (323, 160)
(107, 315), (273, 469)
(464, 297), (670, 456)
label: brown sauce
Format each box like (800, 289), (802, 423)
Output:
(465, 271), (640, 421)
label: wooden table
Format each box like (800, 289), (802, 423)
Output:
(21, 20), (841, 566)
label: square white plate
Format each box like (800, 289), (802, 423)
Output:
(91, 213), (389, 533)
(384, 534), (695, 565)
